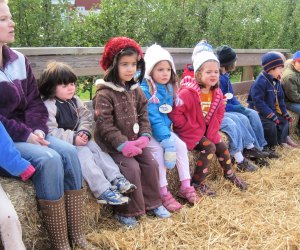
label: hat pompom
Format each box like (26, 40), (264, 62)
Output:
(100, 36), (143, 71)
(192, 40), (213, 62)
(144, 44), (176, 79)
(261, 52), (284, 72)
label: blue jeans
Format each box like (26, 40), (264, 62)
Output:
(15, 136), (82, 200)
(221, 112), (254, 155)
(232, 108), (267, 149)
(285, 101), (300, 114)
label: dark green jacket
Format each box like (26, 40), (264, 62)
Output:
(282, 64), (300, 103)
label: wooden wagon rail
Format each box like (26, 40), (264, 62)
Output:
(14, 47), (290, 94)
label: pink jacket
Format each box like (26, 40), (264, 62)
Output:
(169, 76), (225, 150)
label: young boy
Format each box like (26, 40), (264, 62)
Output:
(248, 52), (292, 149)
(216, 45), (272, 167)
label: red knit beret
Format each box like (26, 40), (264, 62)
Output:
(100, 36), (144, 71)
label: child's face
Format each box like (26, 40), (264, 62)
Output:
(118, 54), (137, 84)
(55, 83), (76, 101)
(268, 66), (283, 80)
(0, 2), (15, 46)
(196, 61), (219, 88)
(293, 60), (300, 73)
(151, 60), (172, 85)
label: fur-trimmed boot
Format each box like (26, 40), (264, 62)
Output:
(38, 197), (71, 250)
(64, 189), (87, 249)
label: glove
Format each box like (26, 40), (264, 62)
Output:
(19, 165), (35, 181)
(134, 136), (150, 149)
(122, 141), (142, 157)
(270, 114), (280, 125)
(283, 113), (293, 123)
(160, 138), (177, 169)
(232, 104), (246, 113)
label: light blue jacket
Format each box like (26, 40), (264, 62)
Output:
(140, 79), (173, 142)
(0, 122), (30, 176)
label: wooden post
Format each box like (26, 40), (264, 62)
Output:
(241, 66), (254, 81)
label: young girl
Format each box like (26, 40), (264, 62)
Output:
(93, 37), (170, 227)
(140, 44), (200, 212)
(0, 1), (86, 248)
(169, 48), (248, 195)
(0, 122), (30, 250)
(38, 61), (136, 206)
(248, 52), (292, 149)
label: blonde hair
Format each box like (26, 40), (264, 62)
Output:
(0, 0), (8, 4)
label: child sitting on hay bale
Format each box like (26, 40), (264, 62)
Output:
(169, 43), (248, 195)
(38, 61), (136, 206)
(140, 44), (200, 212)
(0, 122), (30, 250)
(93, 36), (171, 227)
(248, 52), (297, 149)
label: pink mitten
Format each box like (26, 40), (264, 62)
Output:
(122, 141), (142, 157)
(134, 136), (150, 149)
(20, 165), (36, 181)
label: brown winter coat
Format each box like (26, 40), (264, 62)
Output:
(93, 80), (151, 153)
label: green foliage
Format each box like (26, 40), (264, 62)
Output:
(8, 0), (300, 98)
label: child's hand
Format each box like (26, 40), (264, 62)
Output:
(160, 138), (177, 169)
(77, 131), (89, 141)
(27, 133), (50, 146)
(270, 114), (280, 125)
(75, 135), (88, 146)
(283, 113), (293, 123)
(134, 136), (149, 149)
(122, 141), (142, 157)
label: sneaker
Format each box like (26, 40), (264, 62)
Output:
(236, 159), (257, 172)
(243, 147), (268, 159)
(193, 183), (217, 197)
(177, 186), (201, 204)
(151, 205), (171, 218)
(224, 173), (248, 191)
(97, 188), (129, 205)
(161, 192), (182, 212)
(252, 157), (270, 167)
(287, 136), (300, 148)
(263, 147), (281, 159)
(115, 215), (138, 227)
(112, 177), (137, 194)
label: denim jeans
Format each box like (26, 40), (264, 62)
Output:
(285, 101), (300, 114)
(232, 108), (268, 149)
(13, 136), (82, 200)
(221, 112), (255, 155)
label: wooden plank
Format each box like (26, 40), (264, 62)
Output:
(232, 80), (254, 95)
(12, 47), (290, 78)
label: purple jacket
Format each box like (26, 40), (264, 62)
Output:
(0, 45), (48, 142)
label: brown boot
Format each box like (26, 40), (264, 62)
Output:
(65, 189), (87, 249)
(38, 197), (71, 250)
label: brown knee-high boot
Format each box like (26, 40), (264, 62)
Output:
(64, 189), (87, 250)
(38, 197), (71, 250)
